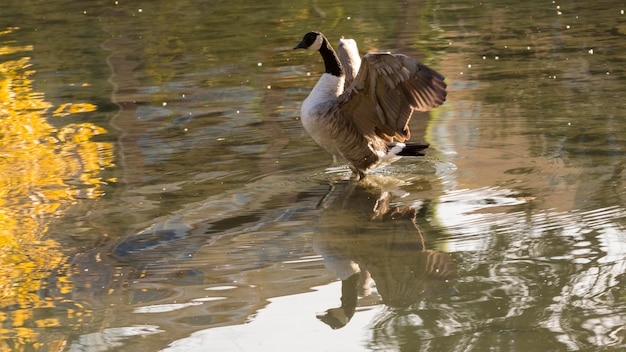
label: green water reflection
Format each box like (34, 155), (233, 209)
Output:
(0, 0), (625, 351)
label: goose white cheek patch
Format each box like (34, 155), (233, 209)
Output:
(309, 34), (323, 51)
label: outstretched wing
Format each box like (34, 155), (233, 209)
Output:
(337, 38), (361, 89)
(338, 53), (446, 142)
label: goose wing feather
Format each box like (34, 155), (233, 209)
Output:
(337, 38), (361, 89)
(338, 53), (446, 142)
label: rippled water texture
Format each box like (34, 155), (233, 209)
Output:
(1, 0), (625, 351)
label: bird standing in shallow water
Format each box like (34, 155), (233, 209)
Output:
(293, 31), (447, 180)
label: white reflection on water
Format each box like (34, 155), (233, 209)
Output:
(161, 282), (381, 352)
(542, 207), (626, 348)
(133, 297), (225, 314)
(434, 184), (626, 349)
(68, 325), (163, 352)
(433, 186), (529, 252)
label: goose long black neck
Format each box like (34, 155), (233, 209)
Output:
(318, 36), (344, 77)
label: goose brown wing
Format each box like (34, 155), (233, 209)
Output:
(337, 38), (361, 89)
(337, 53), (446, 142)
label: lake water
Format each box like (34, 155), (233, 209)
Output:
(1, 0), (625, 351)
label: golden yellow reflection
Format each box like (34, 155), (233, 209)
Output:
(0, 27), (114, 350)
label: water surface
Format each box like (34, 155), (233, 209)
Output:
(1, 0), (625, 351)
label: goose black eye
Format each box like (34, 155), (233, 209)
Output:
(302, 32), (319, 46)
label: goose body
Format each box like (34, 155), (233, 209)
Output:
(294, 31), (447, 179)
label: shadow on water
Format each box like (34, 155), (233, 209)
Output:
(314, 178), (458, 329)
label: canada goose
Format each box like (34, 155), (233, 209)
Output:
(294, 31), (447, 179)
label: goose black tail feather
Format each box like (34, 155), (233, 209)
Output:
(397, 143), (429, 156)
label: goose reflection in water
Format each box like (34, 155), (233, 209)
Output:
(313, 177), (458, 329)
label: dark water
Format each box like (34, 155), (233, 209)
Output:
(1, 0), (625, 351)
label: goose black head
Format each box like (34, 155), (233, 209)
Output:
(294, 31), (324, 51)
